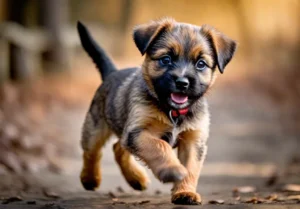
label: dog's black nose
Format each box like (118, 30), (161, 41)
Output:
(175, 77), (189, 90)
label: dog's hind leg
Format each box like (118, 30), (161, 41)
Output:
(113, 141), (150, 191)
(80, 112), (112, 191)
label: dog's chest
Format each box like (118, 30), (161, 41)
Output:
(161, 128), (180, 148)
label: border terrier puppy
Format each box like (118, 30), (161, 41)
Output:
(77, 18), (236, 205)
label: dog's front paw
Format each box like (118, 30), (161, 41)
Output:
(128, 179), (148, 191)
(80, 170), (101, 191)
(157, 165), (187, 183)
(171, 192), (202, 205)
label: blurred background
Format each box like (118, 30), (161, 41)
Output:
(0, 0), (299, 200)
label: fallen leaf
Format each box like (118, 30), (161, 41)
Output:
(42, 203), (65, 209)
(265, 193), (278, 201)
(233, 186), (256, 194)
(282, 184), (300, 192)
(276, 197), (287, 202)
(43, 189), (60, 199)
(2, 196), (23, 204)
(243, 197), (265, 204)
(139, 200), (150, 204)
(286, 195), (300, 200)
(112, 200), (126, 205)
(208, 199), (225, 204)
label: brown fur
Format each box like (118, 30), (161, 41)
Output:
(80, 115), (111, 190)
(113, 142), (149, 190)
(79, 18), (236, 205)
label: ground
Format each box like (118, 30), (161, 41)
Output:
(0, 65), (299, 208)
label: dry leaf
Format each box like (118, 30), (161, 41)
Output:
(233, 186), (256, 194)
(115, 201), (126, 204)
(2, 196), (23, 204)
(43, 189), (60, 199)
(265, 193), (278, 201)
(282, 184), (300, 192)
(287, 195), (300, 200)
(276, 197), (287, 202)
(139, 200), (150, 204)
(111, 198), (126, 205)
(43, 190), (59, 199)
(244, 197), (265, 204)
(208, 199), (225, 204)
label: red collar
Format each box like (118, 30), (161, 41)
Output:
(171, 108), (189, 117)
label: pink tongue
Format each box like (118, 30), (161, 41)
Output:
(171, 93), (188, 104)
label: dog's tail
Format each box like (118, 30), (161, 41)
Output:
(77, 21), (117, 81)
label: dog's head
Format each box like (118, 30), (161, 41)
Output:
(133, 18), (236, 111)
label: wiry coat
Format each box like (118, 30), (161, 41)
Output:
(78, 18), (236, 205)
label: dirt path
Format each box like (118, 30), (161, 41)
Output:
(0, 77), (300, 208)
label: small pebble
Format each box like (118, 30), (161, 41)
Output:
(208, 199), (225, 204)
(155, 190), (162, 195)
(108, 191), (117, 198)
(27, 200), (36, 205)
(117, 186), (125, 193)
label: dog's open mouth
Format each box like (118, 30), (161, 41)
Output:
(171, 93), (188, 104)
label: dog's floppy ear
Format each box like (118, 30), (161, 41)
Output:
(201, 25), (237, 73)
(133, 18), (174, 55)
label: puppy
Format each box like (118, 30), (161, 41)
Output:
(77, 18), (236, 205)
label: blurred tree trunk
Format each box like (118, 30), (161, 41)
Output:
(39, 0), (70, 72)
(0, 37), (9, 83)
(120, 0), (133, 34)
(0, 0), (6, 21)
(114, 0), (133, 58)
(7, 0), (32, 80)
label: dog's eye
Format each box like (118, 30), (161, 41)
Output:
(196, 59), (207, 71)
(159, 55), (172, 66)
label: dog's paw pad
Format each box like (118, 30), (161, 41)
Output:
(172, 192), (201, 205)
(157, 166), (187, 183)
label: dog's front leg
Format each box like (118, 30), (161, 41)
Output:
(122, 128), (187, 183)
(171, 130), (208, 205)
